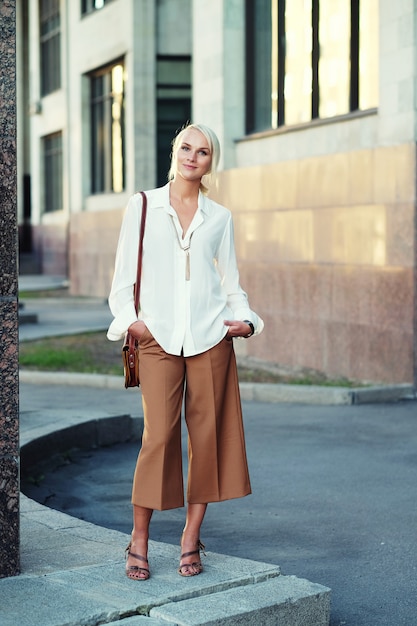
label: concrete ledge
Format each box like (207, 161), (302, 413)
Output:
(19, 370), (124, 389)
(11, 412), (331, 626)
(19, 311), (39, 324)
(18, 275), (69, 291)
(240, 381), (415, 405)
(151, 575), (330, 625)
(240, 382), (352, 405)
(20, 370), (416, 405)
(20, 413), (142, 469)
(348, 383), (415, 404)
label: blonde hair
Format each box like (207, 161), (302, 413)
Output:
(168, 123), (221, 194)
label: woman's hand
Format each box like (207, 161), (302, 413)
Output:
(128, 320), (147, 340)
(224, 320), (253, 340)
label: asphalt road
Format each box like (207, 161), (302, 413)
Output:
(20, 383), (417, 626)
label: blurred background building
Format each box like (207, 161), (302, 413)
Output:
(16, 0), (416, 386)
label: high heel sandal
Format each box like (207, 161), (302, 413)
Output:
(125, 541), (150, 581)
(178, 540), (206, 577)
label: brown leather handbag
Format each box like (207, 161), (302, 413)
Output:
(122, 191), (147, 388)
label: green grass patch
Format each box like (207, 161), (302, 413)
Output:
(20, 331), (122, 375)
(20, 344), (101, 372)
(19, 330), (366, 386)
(19, 288), (70, 299)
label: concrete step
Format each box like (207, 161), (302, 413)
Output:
(150, 574), (330, 625)
(18, 253), (41, 275)
(3, 504), (331, 626)
(18, 301), (38, 324)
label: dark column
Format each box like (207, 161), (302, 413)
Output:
(0, 0), (19, 578)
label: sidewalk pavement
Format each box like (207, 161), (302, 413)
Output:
(3, 275), (415, 625)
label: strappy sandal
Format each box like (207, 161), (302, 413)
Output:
(178, 540), (206, 577)
(125, 541), (150, 581)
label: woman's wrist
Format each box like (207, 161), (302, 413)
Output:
(243, 320), (255, 338)
(128, 320), (143, 332)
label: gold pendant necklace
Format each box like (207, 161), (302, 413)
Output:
(171, 216), (193, 281)
(183, 242), (191, 280)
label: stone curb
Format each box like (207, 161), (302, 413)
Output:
(19, 370), (416, 405)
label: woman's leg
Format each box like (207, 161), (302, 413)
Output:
(184, 338), (251, 503)
(132, 329), (186, 510)
(183, 502), (207, 543)
(179, 502), (207, 575)
(126, 505), (153, 580)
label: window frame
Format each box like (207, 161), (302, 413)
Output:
(245, 0), (375, 134)
(156, 54), (192, 187)
(39, 0), (61, 96)
(43, 132), (63, 214)
(81, 0), (114, 17)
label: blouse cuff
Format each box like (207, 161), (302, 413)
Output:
(107, 307), (138, 341)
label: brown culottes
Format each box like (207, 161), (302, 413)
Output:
(131, 329), (251, 510)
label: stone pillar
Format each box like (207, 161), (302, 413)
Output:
(0, 0), (19, 578)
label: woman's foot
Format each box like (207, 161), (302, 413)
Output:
(178, 536), (206, 577)
(125, 537), (150, 581)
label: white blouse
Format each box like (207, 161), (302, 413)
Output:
(107, 183), (264, 356)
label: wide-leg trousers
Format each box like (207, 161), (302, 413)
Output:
(131, 328), (252, 511)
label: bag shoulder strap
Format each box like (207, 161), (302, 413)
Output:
(133, 191), (147, 314)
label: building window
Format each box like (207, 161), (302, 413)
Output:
(39, 0), (61, 96)
(43, 132), (63, 213)
(81, 0), (113, 16)
(89, 60), (125, 194)
(156, 56), (191, 186)
(246, 0), (379, 133)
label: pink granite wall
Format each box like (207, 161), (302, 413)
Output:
(68, 208), (123, 297)
(32, 223), (68, 276)
(212, 144), (416, 384)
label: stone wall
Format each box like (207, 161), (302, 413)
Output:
(0, 0), (19, 578)
(211, 143), (416, 384)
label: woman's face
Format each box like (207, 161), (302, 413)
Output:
(175, 128), (212, 182)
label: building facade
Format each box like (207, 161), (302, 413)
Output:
(17, 0), (417, 386)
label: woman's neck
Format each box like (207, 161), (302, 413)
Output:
(170, 177), (200, 204)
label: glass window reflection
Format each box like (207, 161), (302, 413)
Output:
(285, 0), (312, 125)
(319, 0), (350, 118)
(246, 0), (379, 133)
(359, 0), (379, 110)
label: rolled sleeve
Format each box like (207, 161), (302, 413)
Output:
(217, 215), (264, 336)
(107, 195), (142, 341)
(107, 298), (138, 341)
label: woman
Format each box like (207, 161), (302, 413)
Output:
(107, 123), (264, 580)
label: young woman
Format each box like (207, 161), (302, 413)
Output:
(107, 123), (264, 580)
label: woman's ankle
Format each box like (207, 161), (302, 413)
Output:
(181, 529), (200, 547)
(131, 529), (149, 542)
